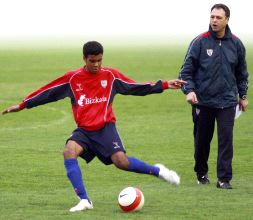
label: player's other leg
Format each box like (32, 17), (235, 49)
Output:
(111, 152), (180, 185)
(64, 140), (93, 212)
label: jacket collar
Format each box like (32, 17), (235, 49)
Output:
(209, 25), (232, 40)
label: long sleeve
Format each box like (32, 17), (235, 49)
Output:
(235, 40), (249, 98)
(112, 71), (168, 96)
(21, 74), (74, 109)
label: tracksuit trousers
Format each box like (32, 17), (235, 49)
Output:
(192, 105), (236, 181)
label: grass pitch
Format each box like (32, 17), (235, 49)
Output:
(0, 41), (252, 220)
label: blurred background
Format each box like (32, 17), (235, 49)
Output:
(0, 0), (252, 47)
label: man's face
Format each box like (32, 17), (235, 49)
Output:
(84, 54), (103, 74)
(210, 8), (228, 35)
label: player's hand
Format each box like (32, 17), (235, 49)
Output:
(186, 92), (198, 105)
(168, 79), (187, 89)
(2, 105), (21, 115)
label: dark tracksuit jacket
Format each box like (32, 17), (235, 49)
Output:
(179, 25), (248, 108)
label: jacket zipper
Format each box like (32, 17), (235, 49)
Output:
(219, 39), (224, 109)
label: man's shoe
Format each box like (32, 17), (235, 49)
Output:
(155, 164), (180, 185)
(197, 175), (210, 184)
(69, 199), (93, 212)
(216, 181), (232, 189)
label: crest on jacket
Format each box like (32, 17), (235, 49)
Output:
(101, 80), (107, 88)
(207, 49), (213, 56)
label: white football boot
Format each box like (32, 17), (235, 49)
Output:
(155, 164), (180, 185)
(69, 199), (93, 212)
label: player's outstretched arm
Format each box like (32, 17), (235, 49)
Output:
(168, 79), (187, 89)
(2, 105), (21, 115)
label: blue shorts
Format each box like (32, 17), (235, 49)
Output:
(66, 123), (126, 165)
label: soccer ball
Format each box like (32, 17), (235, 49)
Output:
(118, 187), (145, 212)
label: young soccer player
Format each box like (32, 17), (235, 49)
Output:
(2, 41), (186, 212)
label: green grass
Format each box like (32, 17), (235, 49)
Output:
(0, 41), (253, 220)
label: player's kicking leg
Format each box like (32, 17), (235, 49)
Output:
(111, 152), (180, 185)
(154, 163), (180, 185)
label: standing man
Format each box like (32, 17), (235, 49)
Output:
(179, 4), (249, 189)
(2, 41), (186, 211)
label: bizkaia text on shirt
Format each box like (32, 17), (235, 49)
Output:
(77, 94), (107, 106)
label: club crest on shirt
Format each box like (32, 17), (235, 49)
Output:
(101, 80), (107, 88)
(207, 49), (213, 56)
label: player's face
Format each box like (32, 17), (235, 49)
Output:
(84, 54), (103, 74)
(210, 8), (229, 38)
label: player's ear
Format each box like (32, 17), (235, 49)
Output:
(83, 55), (86, 63)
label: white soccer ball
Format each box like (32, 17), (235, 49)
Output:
(118, 187), (145, 212)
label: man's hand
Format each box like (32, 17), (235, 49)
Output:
(239, 98), (248, 112)
(2, 105), (21, 115)
(168, 79), (187, 89)
(186, 91), (198, 105)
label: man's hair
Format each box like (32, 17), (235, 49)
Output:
(211, 3), (230, 18)
(83, 41), (103, 58)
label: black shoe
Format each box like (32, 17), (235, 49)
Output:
(216, 181), (232, 189)
(197, 175), (210, 184)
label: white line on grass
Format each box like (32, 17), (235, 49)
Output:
(0, 104), (72, 132)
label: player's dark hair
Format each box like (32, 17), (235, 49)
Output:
(211, 3), (230, 18)
(83, 41), (103, 58)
